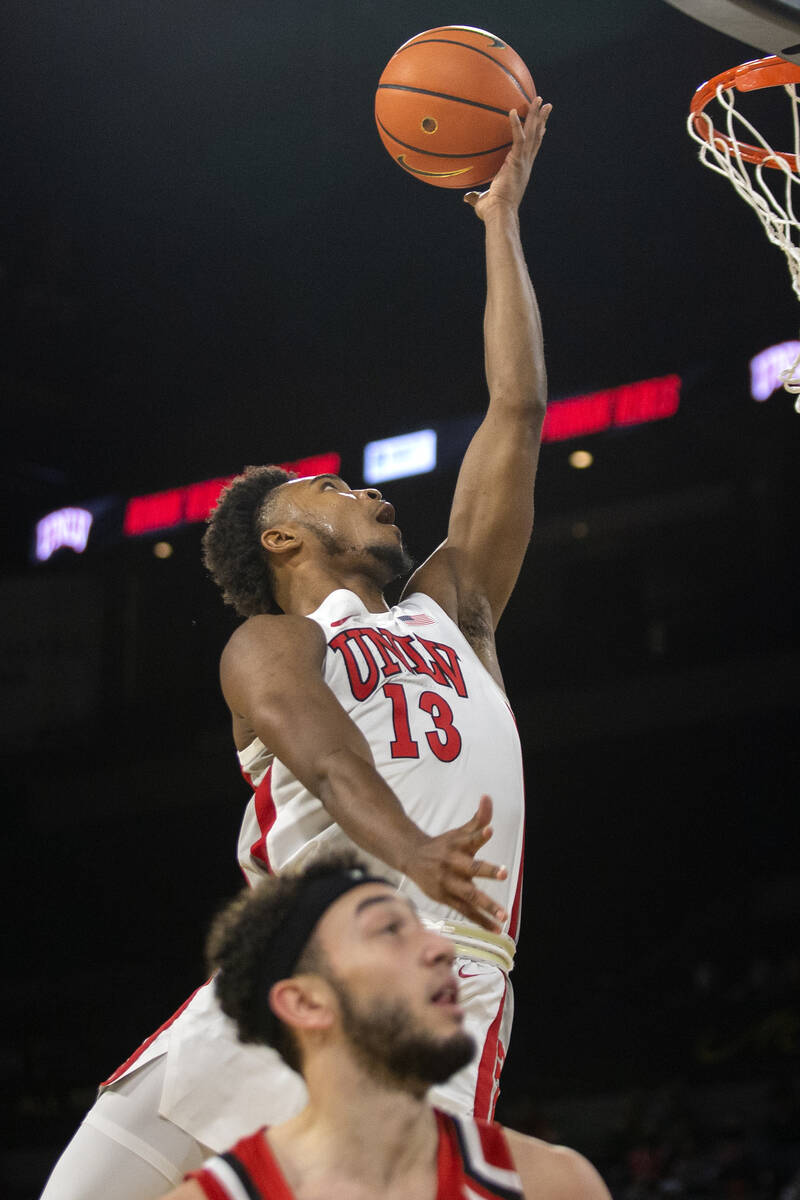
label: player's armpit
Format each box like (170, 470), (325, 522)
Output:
(402, 543), (506, 689)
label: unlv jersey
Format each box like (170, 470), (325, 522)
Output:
(237, 589), (525, 941)
(99, 592), (520, 1144)
(188, 1109), (525, 1200)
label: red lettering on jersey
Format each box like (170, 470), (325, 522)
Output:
(383, 631), (448, 686)
(329, 626), (468, 702)
(359, 628), (411, 676)
(328, 630), (380, 701)
(417, 638), (468, 698)
(420, 691), (462, 761)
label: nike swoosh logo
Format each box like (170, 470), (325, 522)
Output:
(457, 964), (485, 978)
(330, 614), (358, 627)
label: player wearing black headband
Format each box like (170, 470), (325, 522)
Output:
(162, 853), (610, 1200)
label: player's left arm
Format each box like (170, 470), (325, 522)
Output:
(404, 100), (552, 656)
(503, 1128), (612, 1200)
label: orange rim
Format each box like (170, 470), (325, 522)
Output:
(689, 55), (800, 169)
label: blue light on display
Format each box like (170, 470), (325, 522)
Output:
(363, 429), (437, 484)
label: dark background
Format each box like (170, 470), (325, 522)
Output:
(2, 2), (799, 1195)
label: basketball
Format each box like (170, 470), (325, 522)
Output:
(375, 26), (534, 190)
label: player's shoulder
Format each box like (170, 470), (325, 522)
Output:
(224, 612), (326, 657)
(501, 1126), (611, 1200)
(220, 613), (327, 694)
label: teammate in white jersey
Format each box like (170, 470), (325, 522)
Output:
(40, 98), (551, 1199)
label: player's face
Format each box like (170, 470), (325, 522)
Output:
(271, 475), (412, 580)
(316, 886), (475, 1088)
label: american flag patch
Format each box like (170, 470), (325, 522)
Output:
(398, 612), (435, 627)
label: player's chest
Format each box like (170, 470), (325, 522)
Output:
(323, 622), (471, 706)
(322, 622), (481, 765)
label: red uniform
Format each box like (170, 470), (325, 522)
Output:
(188, 1109), (524, 1200)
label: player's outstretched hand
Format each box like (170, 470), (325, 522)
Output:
(404, 795), (508, 932)
(464, 97), (552, 220)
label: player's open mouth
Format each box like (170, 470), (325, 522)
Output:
(431, 982), (460, 1008)
(376, 501), (396, 525)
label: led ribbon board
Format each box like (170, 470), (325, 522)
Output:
(123, 452), (342, 537)
(542, 375), (681, 443)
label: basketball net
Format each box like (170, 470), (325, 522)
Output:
(688, 56), (800, 397)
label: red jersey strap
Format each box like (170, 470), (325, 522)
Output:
(436, 1109), (524, 1200)
(187, 1128), (293, 1200)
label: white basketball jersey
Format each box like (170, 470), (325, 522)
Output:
(237, 589), (525, 940)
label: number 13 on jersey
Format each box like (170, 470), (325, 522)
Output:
(382, 683), (462, 762)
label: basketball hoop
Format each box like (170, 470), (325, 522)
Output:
(688, 55), (800, 395)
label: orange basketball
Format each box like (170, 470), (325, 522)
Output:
(375, 26), (534, 190)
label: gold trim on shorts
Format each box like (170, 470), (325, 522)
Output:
(421, 917), (515, 973)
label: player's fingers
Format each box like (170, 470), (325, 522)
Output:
(452, 816), (492, 843)
(446, 878), (508, 929)
(453, 827), (494, 861)
(452, 903), (500, 933)
(463, 794), (493, 831)
(463, 190), (485, 207)
(471, 857), (509, 882)
(523, 96), (543, 128)
(522, 103), (551, 166)
(445, 848), (506, 883)
(529, 98), (550, 129)
(444, 799), (493, 856)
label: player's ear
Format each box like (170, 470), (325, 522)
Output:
(261, 526), (302, 555)
(269, 976), (334, 1034)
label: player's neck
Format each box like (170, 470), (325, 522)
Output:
(268, 1051), (438, 1196)
(277, 563), (390, 617)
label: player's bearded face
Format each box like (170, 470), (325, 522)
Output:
(327, 971), (476, 1088)
(306, 520), (414, 583)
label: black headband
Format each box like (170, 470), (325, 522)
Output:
(257, 865), (388, 1038)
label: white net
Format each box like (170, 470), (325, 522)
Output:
(688, 63), (800, 395)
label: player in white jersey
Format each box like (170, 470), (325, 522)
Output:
(40, 98), (551, 1200)
(236, 588), (525, 932)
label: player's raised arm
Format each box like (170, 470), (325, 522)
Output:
(221, 616), (508, 931)
(405, 99), (552, 641)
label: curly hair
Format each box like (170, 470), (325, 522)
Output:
(206, 850), (363, 1073)
(201, 465), (293, 617)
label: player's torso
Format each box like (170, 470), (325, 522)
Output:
(237, 589), (525, 935)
